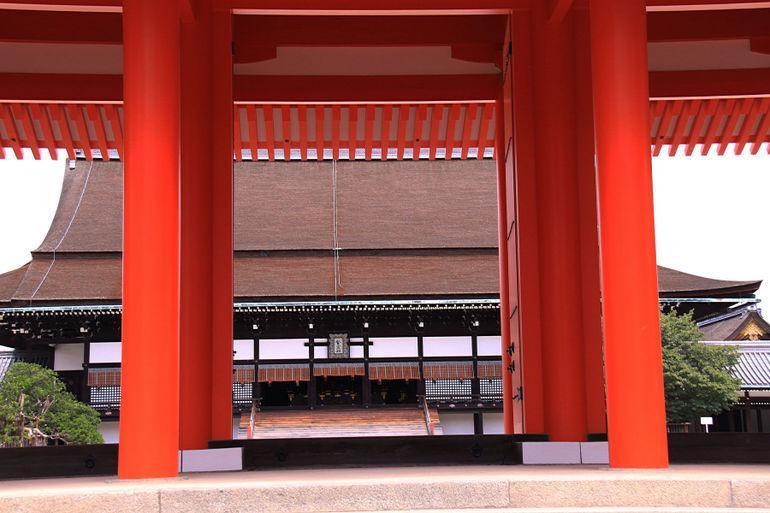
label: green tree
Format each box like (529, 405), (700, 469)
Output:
(0, 362), (103, 447)
(661, 310), (741, 423)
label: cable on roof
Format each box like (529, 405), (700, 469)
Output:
(29, 161), (94, 304)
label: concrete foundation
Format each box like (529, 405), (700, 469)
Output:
(0, 465), (769, 512)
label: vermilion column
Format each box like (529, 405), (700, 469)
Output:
(575, 8), (607, 436)
(180, 3), (215, 450)
(210, 9), (234, 441)
(509, 10), (544, 435)
(494, 95), (514, 434)
(179, 1), (234, 450)
(120, 0), (181, 478)
(589, 0), (669, 467)
(531, 6), (587, 441)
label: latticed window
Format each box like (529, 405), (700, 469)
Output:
(232, 383), (253, 405)
(425, 379), (472, 402)
(479, 378), (503, 401)
(90, 385), (121, 409)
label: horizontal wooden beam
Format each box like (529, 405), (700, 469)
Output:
(233, 75), (500, 102)
(0, 1), (120, 11)
(4, 6), (770, 47)
(649, 68), (770, 98)
(233, 14), (506, 46)
(0, 9), (121, 43)
(647, 8), (770, 41)
(0, 73), (500, 102)
(5, 70), (768, 103)
(0, 73), (122, 102)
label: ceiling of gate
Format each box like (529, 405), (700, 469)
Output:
(0, 6), (769, 159)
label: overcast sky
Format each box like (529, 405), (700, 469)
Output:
(1, 148), (769, 311)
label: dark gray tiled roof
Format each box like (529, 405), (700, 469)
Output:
(704, 342), (770, 390)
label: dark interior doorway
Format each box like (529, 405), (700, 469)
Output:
(317, 376), (363, 406)
(370, 379), (419, 405)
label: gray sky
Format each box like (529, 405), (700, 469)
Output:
(1, 148), (768, 310)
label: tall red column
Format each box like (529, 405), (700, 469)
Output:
(180, 3), (215, 450)
(495, 95), (514, 434)
(589, 0), (669, 467)
(119, 0), (181, 478)
(575, 8), (607, 436)
(179, 1), (234, 450)
(210, 9), (234, 441)
(509, 10), (544, 435)
(531, 6), (587, 441)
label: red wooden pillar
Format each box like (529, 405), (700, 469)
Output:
(494, 95), (514, 434)
(179, 1), (233, 450)
(180, 2), (214, 451)
(589, 0), (669, 467)
(509, 10), (544, 435)
(210, 8), (235, 441)
(119, 0), (181, 478)
(531, 6), (587, 441)
(575, 8), (607, 436)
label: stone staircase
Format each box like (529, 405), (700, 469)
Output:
(243, 407), (440, 439)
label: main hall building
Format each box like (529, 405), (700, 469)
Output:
(0, 158), (767, 439)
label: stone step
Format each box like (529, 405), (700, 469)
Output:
(3, 465), (770, 513)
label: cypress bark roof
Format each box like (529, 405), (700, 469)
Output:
(0, 159), (761, 306)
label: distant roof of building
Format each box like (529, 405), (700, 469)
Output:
(703, 342), (770, 390)
(700, 309), (770, 341)
(0, 160), (762, 307)
(657, 266), (762, 299)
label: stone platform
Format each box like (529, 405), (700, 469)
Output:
(1, 465), (770, 513)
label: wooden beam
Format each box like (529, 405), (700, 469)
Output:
(0, 1), (120, 11)
(0, 9), (121, 43)
(647, 8), (770, 41)
(649, 68), (770, 98)
(233, 74), (500, 103)
(3, 69), (769, 104)
(233, 14), (506, 47)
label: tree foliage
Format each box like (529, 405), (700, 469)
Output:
(661, 310), (741, 423)
(0, 362), (103, 447)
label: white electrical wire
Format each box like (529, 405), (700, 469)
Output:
(29, 160), (94, 303)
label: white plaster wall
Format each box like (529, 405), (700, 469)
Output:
(98, 420), (120, 444)
(233, 339), (254, 360)
(482, 412), (505, 434)
(423, 336), (472, 357)
(477, 336), (502, 356)
(89, 342), (121, 363)
(369, 337), (418, 358)
(53, 343), (84, 371)
(314, 345), (328, 359)
(259, 339), (308, 360)
(438, 412), (475, 435)
(350, 338), (364, 358)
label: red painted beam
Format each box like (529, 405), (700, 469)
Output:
(0, 1), (121, 11)
(225, 0), (770, 11)
(233, 14), (506, 48)
(4, 70), (767, 103)
(0, 73), (123, 102)
(645, 0), (770, 10)
(234, 75), (500, 103)
(649, 68), (770, 98)
(0, 9), (121, 43)
(647, 8), (770, 42)
(222, 0), (517, 12)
